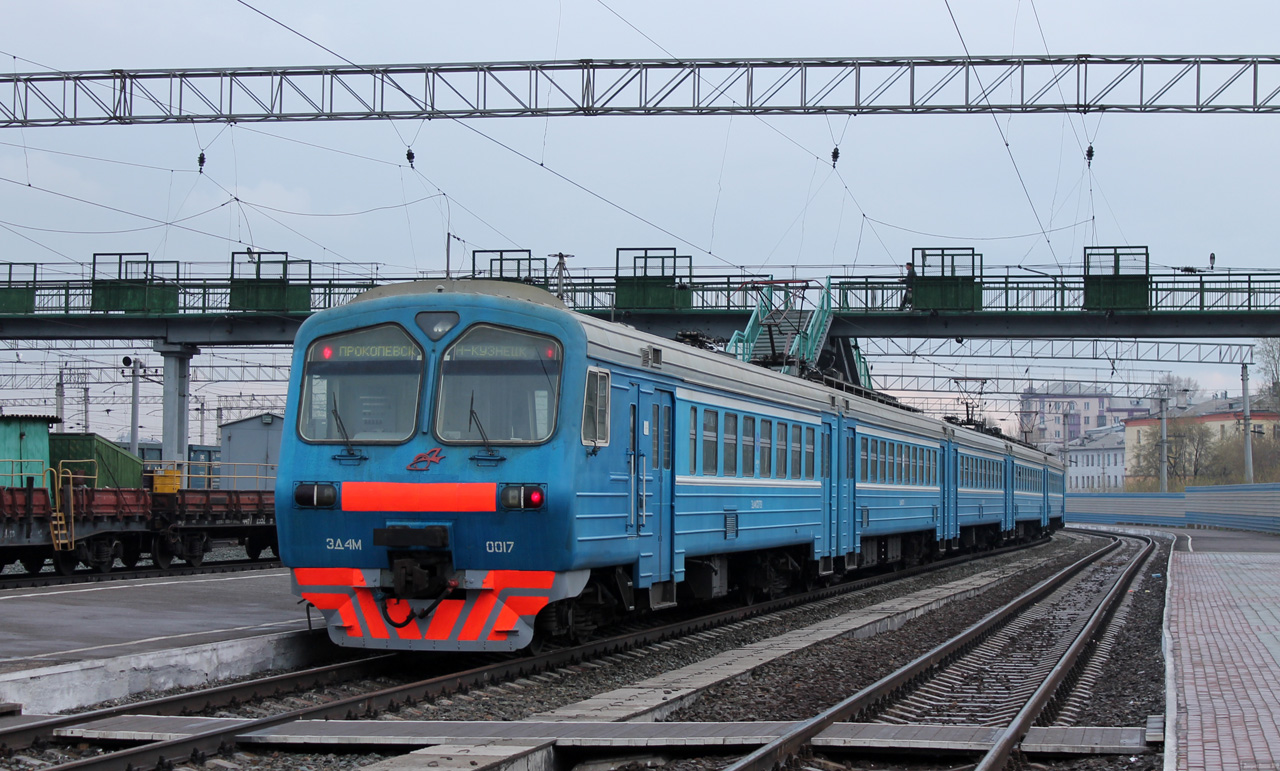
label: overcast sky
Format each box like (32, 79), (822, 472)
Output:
(2, 1), (1275, 439)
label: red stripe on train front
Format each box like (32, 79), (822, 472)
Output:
(341, 482), (498, 512)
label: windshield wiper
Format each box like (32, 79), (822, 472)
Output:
(331, 402), (358, 457)
(468, 391), (496, 456)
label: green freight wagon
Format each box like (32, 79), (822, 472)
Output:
(49, 433), (144, 489)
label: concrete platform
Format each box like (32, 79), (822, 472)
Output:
(0, 569), (316, 713)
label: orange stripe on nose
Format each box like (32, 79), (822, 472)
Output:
(342, 482), (497, 512)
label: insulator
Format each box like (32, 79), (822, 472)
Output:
(831, 147), (840, 166)
(197, 151), (206, 173)
(406, 148), (416, 168)
(1085, 144), (1094, 167)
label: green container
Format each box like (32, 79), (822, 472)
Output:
(1083, 275), (1151, 311)
(0, 287), (35, 314)
(49, 433), (144, 488)
(90, 280), (180, 313)
(913, 276), (983, 312)
(0, 416), (54, 487)
(229, 279), (313, 312)
(614, 276), (692, 310)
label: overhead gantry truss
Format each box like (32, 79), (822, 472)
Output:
(5, 55), (1280, 127)
(861, 338), (1255, 365)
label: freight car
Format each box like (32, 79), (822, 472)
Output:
(278, 280), (1063, 653)
(0, 470), (277, 574)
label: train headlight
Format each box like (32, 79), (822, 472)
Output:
(500, 484), (546, 510)
(294, 483), (338, 508)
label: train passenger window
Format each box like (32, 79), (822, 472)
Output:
(653, 404), (661, 466)
(299, 323), (423, 444)
(868, 439), (878, 482)
(792, 425), (803, 479)
(662, 405), (672, 470)
(436, 325), (561, 444)
(759, 420), (772, 477)
(878, 440), (886, 482)
(582, 369), (611, 447)
(702, 410), (719, 475)
(689, 407), (698, 475)
(775, 423), (788, 478)
(804, 427), (815, 479)
(910, 447), (918, 485)
(887, 444), (897, 485)
(822, 432), (830, 479)
(724, 414), (738, 477)
(743, 417), (756, 476)
(860, 437), (869, 481)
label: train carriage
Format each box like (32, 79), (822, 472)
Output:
(279, 280), (1061, 652)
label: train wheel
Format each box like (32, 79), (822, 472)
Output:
(186, 550), (204, 568)
(89, 539), (120, 574)
(52, 550), (78, 576)
(20, 556), (45, 575)
(151, 537), (174, 570)
(244, 537), (264, 561)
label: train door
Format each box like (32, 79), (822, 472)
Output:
(840, 422), (858, 566)
(822, 421), (835, 568)
(633, 384), (674, 587)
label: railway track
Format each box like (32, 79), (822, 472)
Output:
(726, 532), (1154, 771)
(0, 558), (283, 591)
(0, 537), (1053, 771)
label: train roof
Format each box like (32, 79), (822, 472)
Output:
(345, 279), (1056, 466)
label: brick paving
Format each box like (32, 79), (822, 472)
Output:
(1170, 552), (1280, 771)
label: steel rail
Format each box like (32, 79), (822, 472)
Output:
(19, 538), (1049, 770)
(975, 534), (1155, 770)
(721, 534), (1123, 771)
(0, 652), (398, 754)
(0, 559), (282, 591)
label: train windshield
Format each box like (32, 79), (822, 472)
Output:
(436, 325), (562, 444)
(298, 324), (424, 444)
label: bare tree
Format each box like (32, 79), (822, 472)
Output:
(1257, 338), (1280, 409)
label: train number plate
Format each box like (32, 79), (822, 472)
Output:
(326, 538), (363, 550)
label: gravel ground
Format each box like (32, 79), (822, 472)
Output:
(657, 533), (1170, 771)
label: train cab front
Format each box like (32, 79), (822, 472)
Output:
(278, 299), (589, 652)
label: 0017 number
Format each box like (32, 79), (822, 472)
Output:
(485, 541), (515, 553)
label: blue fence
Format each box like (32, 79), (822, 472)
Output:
(1067, 484), (1280, 535)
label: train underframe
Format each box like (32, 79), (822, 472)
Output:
(304, 518), (1060, 652)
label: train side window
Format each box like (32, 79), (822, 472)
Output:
(775, 422), (788, 479)
(860, 437), (869, 481)
(582, 369), (611, 447)
(868, 439), (878, 482)
(878, 440), (887, 482)
(702, 410), (719, 476)
(888, 443), (897, 485)
(662, 405), (672, 470)
(804, 426), (815, 479)
(822, 430), (830, 479)
(792, 425), (803, 480)
(743, 416), (756, 477)
(689, 407), (697, 475)
(758, 419), (772, 477)
(724, 413), (738, 477)
(652, 404), (661, 466)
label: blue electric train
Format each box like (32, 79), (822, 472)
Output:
(277, 280), (1064, 652)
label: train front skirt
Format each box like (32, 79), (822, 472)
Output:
(292, 567), (591, 651)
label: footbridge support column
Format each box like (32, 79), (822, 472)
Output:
(154, 342), (199, 475)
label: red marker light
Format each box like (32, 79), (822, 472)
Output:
(322, 346), (333, 359)
(527, 488), (544, 507)
(545, 347), (556, 359)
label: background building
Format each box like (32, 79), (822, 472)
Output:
(1019, 382), (1153, 450)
